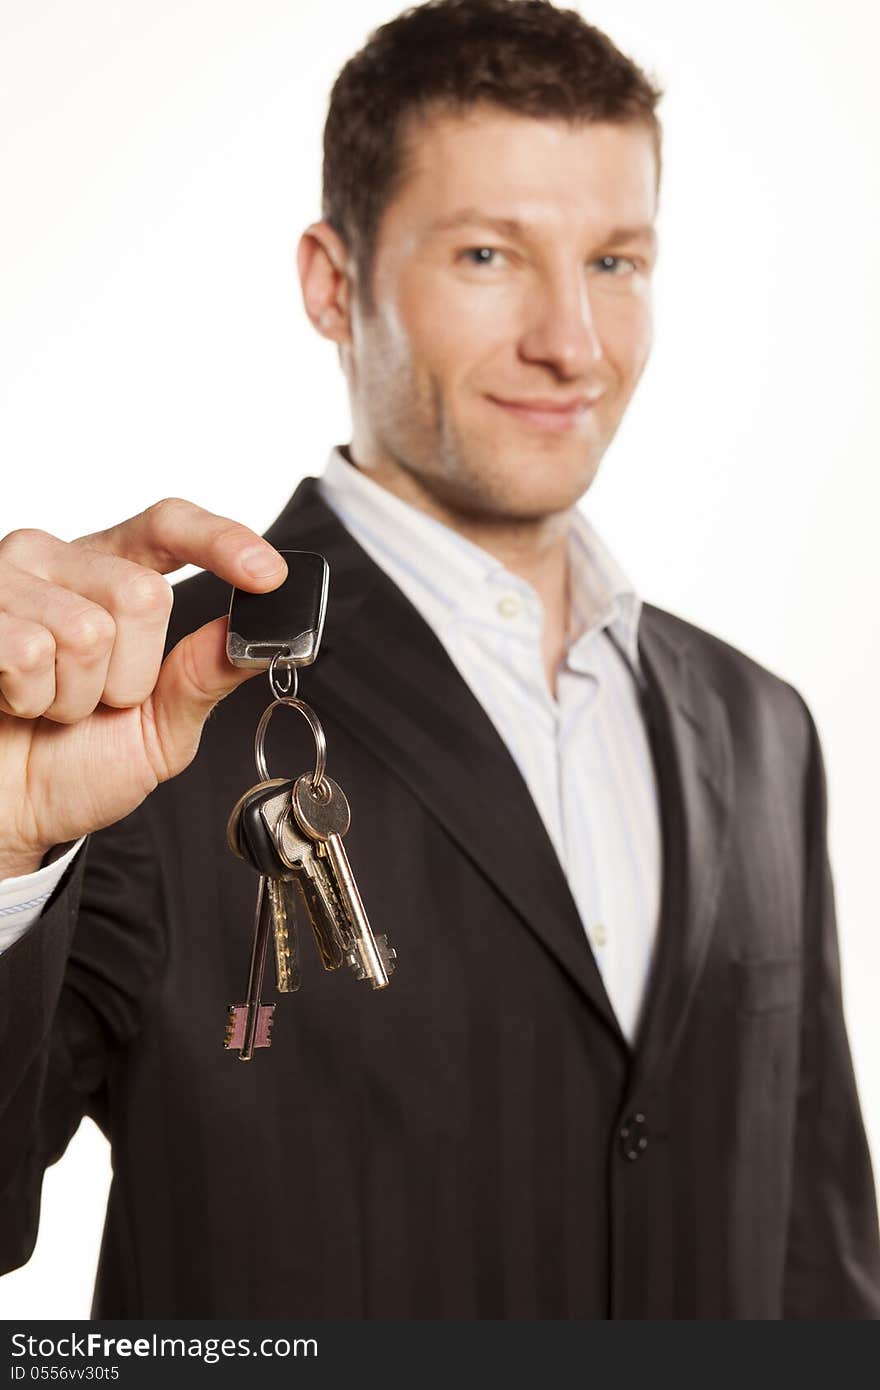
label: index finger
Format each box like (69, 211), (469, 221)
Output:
(74, 497), (288, 591)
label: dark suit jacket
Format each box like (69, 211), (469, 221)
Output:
(1, 476), (878, 1318)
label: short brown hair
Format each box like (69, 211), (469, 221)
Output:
(322, 0), (663, 304)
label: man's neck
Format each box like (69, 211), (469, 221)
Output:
(340, 445), (572, 698)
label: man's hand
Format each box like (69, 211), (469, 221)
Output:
(0, 498), (288, 878)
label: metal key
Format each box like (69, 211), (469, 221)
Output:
(229, 778), (348, 978)
(291, 772), (397, 988)
(224, 875), (275, 1060)
(225, 779), (307, 1060)
(252, 781), (348, 975)
(227, 778), (303, 995)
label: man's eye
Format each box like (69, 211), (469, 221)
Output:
(593, 254), (637, 275)
(460, 247), (504, 267)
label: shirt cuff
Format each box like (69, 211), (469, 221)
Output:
(0, 838), (87, 953)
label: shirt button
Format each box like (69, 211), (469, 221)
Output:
(496, 594), (522, 619)
(592, 923), (607, 948)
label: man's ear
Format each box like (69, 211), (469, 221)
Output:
(297, 221), (353, 344)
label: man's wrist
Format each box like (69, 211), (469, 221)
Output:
(0, 838), (77, 882)
(0, 849), (46, 881)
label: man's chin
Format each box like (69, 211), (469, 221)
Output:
(479, 454), (603, 519)
(445, 472), (600, 524)
(411, 427), (606, 520)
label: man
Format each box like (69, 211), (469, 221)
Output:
(0, 0), (878, 1318)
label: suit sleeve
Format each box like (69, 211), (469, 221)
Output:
(782, 697), (880, 1317)
(0, 839), (88, 954)
(0, 806), (166, 1277)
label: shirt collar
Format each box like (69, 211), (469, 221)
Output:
(318, 446), (642, 677)
(566, 508), (643, 676)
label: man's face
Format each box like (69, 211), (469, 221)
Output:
(346, 105), (658, 521)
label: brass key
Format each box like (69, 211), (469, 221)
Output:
(227, 778), (303, 996)
(291, 772), (397, 988)
(257, 781), (348, 974)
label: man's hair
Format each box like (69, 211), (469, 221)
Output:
(322, 0), (663, 305)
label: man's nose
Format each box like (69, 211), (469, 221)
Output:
(518, 271), (603, 379)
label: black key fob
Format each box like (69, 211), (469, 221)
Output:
(226, 550), (329, 668)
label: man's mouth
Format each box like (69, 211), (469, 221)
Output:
(485, 393), (600, 432)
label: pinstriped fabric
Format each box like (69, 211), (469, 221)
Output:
(318, 449), (662, 1042)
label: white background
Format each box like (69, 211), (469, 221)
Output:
(1, 0), (878, 1316)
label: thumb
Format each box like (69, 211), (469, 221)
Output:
(147, 616), (259, 781)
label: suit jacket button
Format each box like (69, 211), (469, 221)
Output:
(619, 1113), (649, 1160)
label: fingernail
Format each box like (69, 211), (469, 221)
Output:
(241, 546), (285, 580)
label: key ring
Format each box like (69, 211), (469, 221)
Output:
(268, 650), (297, 700)
(254, 695), (330, 798)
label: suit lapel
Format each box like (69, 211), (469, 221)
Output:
(628, 611), (736, 1092)
(265, 478), (735, 1068)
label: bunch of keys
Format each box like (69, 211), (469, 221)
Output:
(223, 550), (397, 1061)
